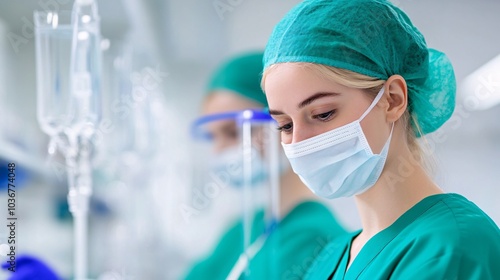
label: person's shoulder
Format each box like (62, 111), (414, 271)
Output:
(302, 231), (356, 280)
(285, 200), (339, 222)
(403, 193), (500, 260)
(273, 203), (349, 280)
(282, 200), (347, 234)
(416, 193), (500, 243)
(442, 193), (500, 250)
(390, 194), (500, 279)
(275, 200), (348, 259)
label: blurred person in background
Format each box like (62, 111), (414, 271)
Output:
(183, 51), (346, 280)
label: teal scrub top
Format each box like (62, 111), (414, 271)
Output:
(305, 193), (500, 280)
(184, 201), (347, 280)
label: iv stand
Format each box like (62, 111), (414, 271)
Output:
(66, 133), (93, 280)
(34, 0), (101, 278)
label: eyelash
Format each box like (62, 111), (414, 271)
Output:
(313, 109), (336, 121)
(276, 123), (293, 133)
(276, 110), (336, 133)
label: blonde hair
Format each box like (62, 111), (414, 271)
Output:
(262, 63), (430, 169)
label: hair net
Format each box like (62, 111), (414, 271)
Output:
(263, 0), (456, 135)
(208, 51), (268, 107)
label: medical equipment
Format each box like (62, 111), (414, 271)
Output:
(34, 0), (101, 279)
(192, 109), (281, 279)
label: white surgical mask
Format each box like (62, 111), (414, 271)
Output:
(281, 87), (393, 198)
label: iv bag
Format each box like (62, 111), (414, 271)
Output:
(34, 11), (74, 136)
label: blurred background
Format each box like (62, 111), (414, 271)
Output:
(0, 0), (498, 279)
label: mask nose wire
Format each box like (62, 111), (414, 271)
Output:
(358, 86), (386, 122)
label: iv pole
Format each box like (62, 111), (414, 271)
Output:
(34, 0), (102, 278)
(68, 1), (101, 276)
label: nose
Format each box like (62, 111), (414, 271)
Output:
(291, 122), (315, 144)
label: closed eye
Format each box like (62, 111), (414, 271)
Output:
(313, 110), (336, 121)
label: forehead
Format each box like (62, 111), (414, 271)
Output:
(264, 63), (345, 109)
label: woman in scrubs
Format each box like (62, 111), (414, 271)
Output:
(184, 52), (346, 279)
(261, 0), (500, 279)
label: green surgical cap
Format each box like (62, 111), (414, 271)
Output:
(263, 0), (456, 135)
(208, 52), (268, 107)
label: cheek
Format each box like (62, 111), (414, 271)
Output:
(280, 132), (292, 145)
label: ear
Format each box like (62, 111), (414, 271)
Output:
(384, 75), (408, 123)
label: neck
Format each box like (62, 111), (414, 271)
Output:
(354, 146), (442, 239)
(279, 168), (317, 217)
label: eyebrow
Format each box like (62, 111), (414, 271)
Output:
(268, 92), (340, 116)
(298, 92), (340, 108)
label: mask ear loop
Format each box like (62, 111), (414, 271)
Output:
(359, 86), (386, 121)
(387, 122), (395, 144)
(358, 85), (394, 154)
(376, 121), (395, 158)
